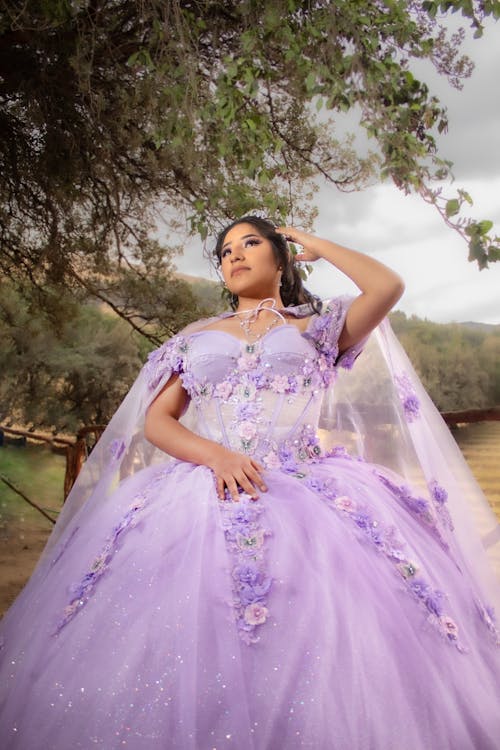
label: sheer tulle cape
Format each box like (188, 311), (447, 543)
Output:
(34, 296), (500, 616)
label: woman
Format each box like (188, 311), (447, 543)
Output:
(1, 215), (499, 749)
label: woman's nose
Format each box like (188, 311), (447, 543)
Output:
(230, 246), (245, 261)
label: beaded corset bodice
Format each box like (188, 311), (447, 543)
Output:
(144, 301), (360, 471)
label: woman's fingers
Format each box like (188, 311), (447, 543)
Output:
(229, 471), (256, 500)
(225, 477), (242, 503)
(216, 476), (225, 501)
(247, 465), (267, 492)
(212, 452), (270, 502)
(216, 471), (266, 502)
(250, 458), (265, 473)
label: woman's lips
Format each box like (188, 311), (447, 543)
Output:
(231, 267), (250, 277)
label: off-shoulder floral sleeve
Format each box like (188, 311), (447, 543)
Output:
(305, 296), (368, 370)
(143, 334), (189, 391)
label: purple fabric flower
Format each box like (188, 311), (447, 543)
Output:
(430, 481), (448, 505)
(476, 601), (500, 645)
(408, 578), (431, 598)
(109, 439), (126, 461)
(235, 402), (260, 421)
(425, 590), (445, 617)
(240, 585), (267, 605)
(235, 563), (261, 585)
(353, 512), (372, 529)
(144, 336), (187, 390)
(327, 445), (352, 460)
(403, 395), (420, 419)
(179, 371), (197, 395)
(394, 372), (421, 422)
(404, 495), (431, 516)
(232, 506), (256, 525)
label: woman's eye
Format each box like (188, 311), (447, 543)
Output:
(221, 239), (260, 258)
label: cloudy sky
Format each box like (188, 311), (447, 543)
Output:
(171, 14), (500, 325)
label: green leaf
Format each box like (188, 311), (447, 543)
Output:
(458, 189), (473, 205)
(488, 246), (500, 261)
(305, 72), (316, 93)
(477, 220), (493, 236)
(445, 199), (460, 217)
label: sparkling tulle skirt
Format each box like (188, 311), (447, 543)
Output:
(1, 455), (500, 749)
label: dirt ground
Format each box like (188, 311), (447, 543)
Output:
(0, 523), (53, 617)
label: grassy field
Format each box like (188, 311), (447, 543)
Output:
(0, 424), (499, 616)
(0, 443), (65, 515)
(0, 444), (65, 616)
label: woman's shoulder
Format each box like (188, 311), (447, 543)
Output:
(291, 295), (355, 328)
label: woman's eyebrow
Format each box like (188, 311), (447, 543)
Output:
(222, 234), (259, 250)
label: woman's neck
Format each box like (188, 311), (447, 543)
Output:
(235, 294), (285, 313)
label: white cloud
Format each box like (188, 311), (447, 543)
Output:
(305, 179), (500, 324)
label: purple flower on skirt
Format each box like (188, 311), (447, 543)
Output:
(408, 578), (431, 599)
(424, 590), (446, 617)
(405, 495), (431, 515)
(235, 562), (261, 585)
(352, 512), (372, 529)
(305, 477), (326, 493)
(232, 506), (256, 526)
(327, 445), (352, 460)
(239, 584), (263, 605)
(239, 576), (272, 604)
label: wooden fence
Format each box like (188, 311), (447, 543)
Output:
(1, 406), (499, 504)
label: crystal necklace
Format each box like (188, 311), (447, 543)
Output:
(233, 298), (287, 343)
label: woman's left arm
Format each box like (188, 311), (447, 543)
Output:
(276, 227), (405, 351)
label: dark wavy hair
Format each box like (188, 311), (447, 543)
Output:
(212, 215), (323, 313)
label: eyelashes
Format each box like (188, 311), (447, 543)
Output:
(221, 238), (261, 258)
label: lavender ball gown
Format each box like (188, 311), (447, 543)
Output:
(1, 302), (500, 749)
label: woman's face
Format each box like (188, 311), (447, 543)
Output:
(220, 222), (281, 299)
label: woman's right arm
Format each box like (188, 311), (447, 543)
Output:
(144, 374), (267, 502)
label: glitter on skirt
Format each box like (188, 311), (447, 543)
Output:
(1, 317), (500, 749)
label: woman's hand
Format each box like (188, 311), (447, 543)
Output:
(277, 224), (405, 352)
(275, 226), (322, 262)
(205, 445), (268, 502)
